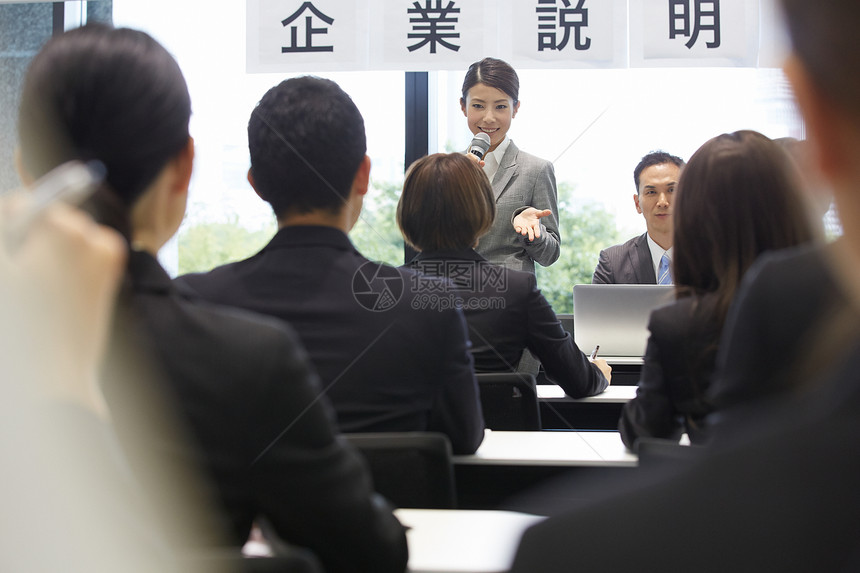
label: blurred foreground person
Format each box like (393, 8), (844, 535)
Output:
(0, 190), (172, 573)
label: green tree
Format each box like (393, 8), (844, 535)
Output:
(348, 177), (405, 265)
(175, 180), (621, 314)
(177, 216), (276, 275)
(175, 177), (406, 277)
(536, 182), (620, 314)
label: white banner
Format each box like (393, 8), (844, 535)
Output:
(378, 0), (488, 70)
(247, 0), (778, 73)
(510, 0), (627, 68)
(247, 0), (629, 72)
(247, 0), (369, 73)
(630, 0), (760, 67)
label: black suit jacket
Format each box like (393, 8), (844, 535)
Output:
(176, 226), (484, 454)
(408, 249), (608, 398)
(509, 337), (860, 573)
(619, 294), (721, 449)
(105, 251), (408, 573)
(709, 243), (846, 418)
(592, 232), (657, 284)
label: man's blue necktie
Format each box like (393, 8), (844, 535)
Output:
(658, 252), (673, 285)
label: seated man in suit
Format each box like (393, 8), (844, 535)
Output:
(176, 76), (484, 455)
(592, 151), (685, 284)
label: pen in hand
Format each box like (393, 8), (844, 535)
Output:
(589, 345), (611, 386)
(4, 160), (105, 251)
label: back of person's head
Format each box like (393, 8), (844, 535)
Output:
(633, 151), (685, 193)
(781, 0), (860, 127)
(673, 130), (816, 321)
(17, 23), (192, 233)
(461, 57), (520, 104)
(398, 153), (495, 252)
(248, 76), (367, 219)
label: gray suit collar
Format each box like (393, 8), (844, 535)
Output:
(491, 140), (519, 200)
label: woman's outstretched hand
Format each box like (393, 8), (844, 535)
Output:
(513, 207), (552, 241)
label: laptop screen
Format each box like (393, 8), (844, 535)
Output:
(572, 284), (675, 360)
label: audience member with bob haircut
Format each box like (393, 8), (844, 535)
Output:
(16, 23), (407, 573)
(618, 130), (818, 449)
(398, 152), (610, 398)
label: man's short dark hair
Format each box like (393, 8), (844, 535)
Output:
(633, 151), (685, 193)
(248, 76), (367, 218)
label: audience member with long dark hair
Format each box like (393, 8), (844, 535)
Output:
(619, 130), (817, 450)
(509, 4), (860, 569)
(398, 152), (610, 398)
(16, 23), (407, 573)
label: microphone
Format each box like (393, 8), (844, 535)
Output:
(468, 132), (491, 160)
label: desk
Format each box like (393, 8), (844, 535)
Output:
(538, 359), (642, 388)
(395, 508), (545, 573)
(453, 431), (636, 510)
(539, 384), (636, 430)
(537, 384), (637, 403)
(453, 430), (637, 468)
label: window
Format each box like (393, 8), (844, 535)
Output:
(0, 2), (54, 194)
(113, 0), (406, 276)
(433, 66), (806, 311)
(113, 1), (830, 313)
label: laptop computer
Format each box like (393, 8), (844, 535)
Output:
(572, 284), (675, 363)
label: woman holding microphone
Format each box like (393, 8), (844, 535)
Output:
(459, 57), (561, 275)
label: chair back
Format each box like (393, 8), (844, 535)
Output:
(476, 373), (541, 430)
(556, 313), (574, 336)
(343, 432), (456, 509)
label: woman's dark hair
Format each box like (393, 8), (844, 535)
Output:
(461, 57), (519, 104)
(17, 24), (192, 237)
(673, 130), (817, 324)
(397, 153), (495, 252)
